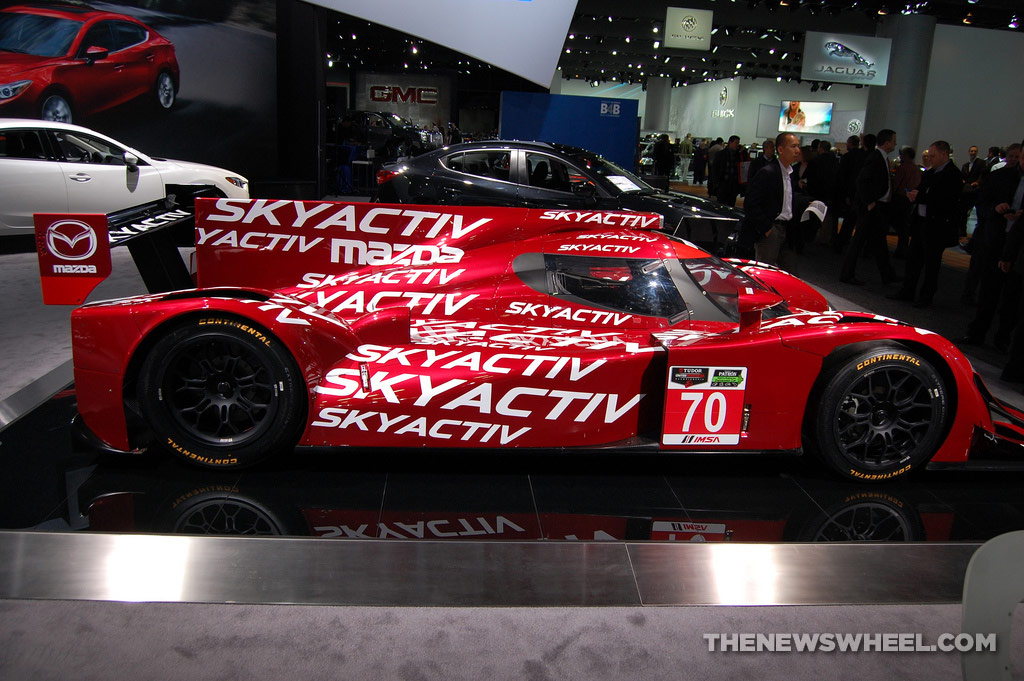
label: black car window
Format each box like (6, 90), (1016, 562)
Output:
(568, 151), (652, 194)
(0, 129), (50, 160)
(545, 254), (687, 320)
(53, 131), (127, 165)
(0, 13), (82, 57)
(443, 150), (512, 182)
(111, 21), (147, 50)
(525, 152), (573, 193)
(78, 22), (115, 55)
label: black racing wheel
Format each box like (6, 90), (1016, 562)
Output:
(137, 317), (306, 469)
(811, 346), (948, 482)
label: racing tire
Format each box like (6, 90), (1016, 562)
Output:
(137, 318), (306, 469)
(40, 92), (73, 123)
(811, 346), (948, 482)
(154, 71), (176, 111)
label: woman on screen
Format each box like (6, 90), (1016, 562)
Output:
(784, 101), (806, 129)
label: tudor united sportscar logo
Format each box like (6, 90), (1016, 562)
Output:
(682, 15), (697, 32)
(46, 220), (98, 261)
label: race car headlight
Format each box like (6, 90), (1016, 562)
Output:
(0, 80), (31, 101)
(419, 130), (430, 144)
(226, 176), (247, 189)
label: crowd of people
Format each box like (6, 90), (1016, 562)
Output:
(697, 128), (1024, 386)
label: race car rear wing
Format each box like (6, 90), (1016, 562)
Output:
(35, 187), (210, 305)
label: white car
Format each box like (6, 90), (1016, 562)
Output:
(0, 118), (248, 236)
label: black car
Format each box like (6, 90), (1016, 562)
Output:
(339, 111), (442, 159)
(375, 140), (743, 248)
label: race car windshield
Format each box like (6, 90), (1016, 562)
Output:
(680, 257), (779, 321)
(546, 254), (687, 320)
(567, 152), (655, 195)
(0, 14), (82, 57)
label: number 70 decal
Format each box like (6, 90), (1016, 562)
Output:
(662, 366), (746, 446)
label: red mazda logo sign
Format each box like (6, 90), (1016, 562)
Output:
(46, 220), (98, 261)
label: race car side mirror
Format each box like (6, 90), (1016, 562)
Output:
(123, 152), (139, 172)
(350, 306), (411, 346)
(737, 289), (784, 332)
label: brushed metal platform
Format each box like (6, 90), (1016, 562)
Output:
(0, 531), (979, 606)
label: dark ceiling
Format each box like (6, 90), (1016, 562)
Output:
(558, 0), (1023, 85)
(326, 0), (1021, 91)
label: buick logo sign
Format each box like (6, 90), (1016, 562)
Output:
(847, 119), (863, 134)
(46, 220), (98, 261)
(720, 87), (728, 106)
(682, 15), (697, 32)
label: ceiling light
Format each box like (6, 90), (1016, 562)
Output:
(777, 76), (782, 82)
(736, 62), (743, 68)
(962, 12), (972, 24)
(654, 40), (660, 48)
(711, 27), (719, 35)
(1010, 16), (1020, 28)
(653, 25), (659, 33)
(878, 5), (889, 15)
(625, 36), (631, 43)
(569, 33), (575, 39)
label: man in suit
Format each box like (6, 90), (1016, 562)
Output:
(738, 132), (802, 271)
(962, 143), (1022, 348)
(747, 139), (775, 184)
(711, 135), (742, 206)
(887, 140), (964, 307)
(960, 144), (988, 237)
(832, 134), (868, 252)
(840, 129), (901, 284)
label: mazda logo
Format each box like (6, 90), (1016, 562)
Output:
(46, 220), (98, 261)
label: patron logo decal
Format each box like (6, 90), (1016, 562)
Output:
(46, 220), (97, 261)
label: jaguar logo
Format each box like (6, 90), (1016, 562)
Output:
(720, 87), (728, 106)
(824, 41), (874, 68)
(682, 15), (698, 32)
(847, 119), (863, 134)
(46, 219), (98, 261)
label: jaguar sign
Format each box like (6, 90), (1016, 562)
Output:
(801, 32), (892, 86)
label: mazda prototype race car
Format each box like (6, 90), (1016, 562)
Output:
(62, 200), (1024, 481)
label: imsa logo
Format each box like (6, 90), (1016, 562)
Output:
(677, 434), (722, 444)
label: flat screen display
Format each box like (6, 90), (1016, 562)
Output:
(779, 101), (833, 135)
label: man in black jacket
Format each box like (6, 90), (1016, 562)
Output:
(711, 135), (742, 206)
(747, 139), (776, 183)
(738, 132), (802, 270)
(887, 140), (964, 307)
(840, 128), (900, 285)
(831, 135), (867, 252)
(962, 144), (1022, 347)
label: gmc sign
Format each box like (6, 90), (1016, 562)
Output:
(369, 86), (438, 105)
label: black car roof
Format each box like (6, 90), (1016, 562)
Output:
(428, 140), (598, 158)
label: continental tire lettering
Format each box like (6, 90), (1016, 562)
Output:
(855, 354), (922, 371)
(166, 438), (238, 466)
(848, 464), (912, 481)
(197, 318), (271, 346)
(172, 485), (239, 508)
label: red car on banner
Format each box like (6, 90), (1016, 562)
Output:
(0, 4), (179, 122)
(54, 199), (1024, 482)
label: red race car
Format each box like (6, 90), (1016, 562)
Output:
(60, 199), (1024, 481)
(0, 4), (179, 122)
